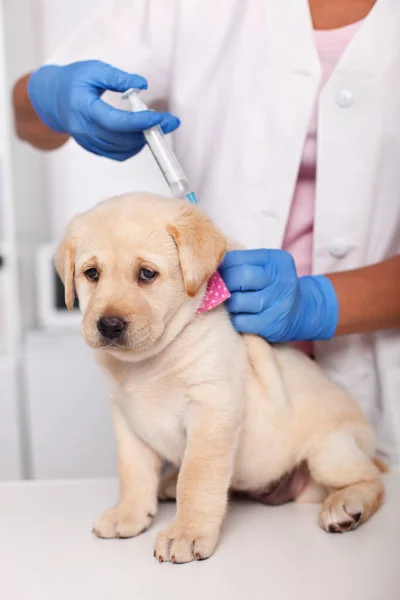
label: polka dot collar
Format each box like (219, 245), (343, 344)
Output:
(197, 271), (231, 314)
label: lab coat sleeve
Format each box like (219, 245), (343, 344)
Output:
(45, 0), (178, 109)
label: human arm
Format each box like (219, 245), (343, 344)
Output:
(326, 256), (400, 335)
(219, 250), (400, 342)
(12, 0), (179, 158)
(13, 73), (70, 150)
(13, 60), (179, 161)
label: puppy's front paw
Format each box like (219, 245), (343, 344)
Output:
(93, 503), (155, 539)
(154, 523), (219, 564)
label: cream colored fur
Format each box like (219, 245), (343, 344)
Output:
(56, 192), (384, 564)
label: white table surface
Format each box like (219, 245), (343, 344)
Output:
(0, 474), (399, 600)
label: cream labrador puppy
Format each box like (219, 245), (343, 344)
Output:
(56, 192), (384, 564)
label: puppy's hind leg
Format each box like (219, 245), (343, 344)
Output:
(306, 430), (384, 533)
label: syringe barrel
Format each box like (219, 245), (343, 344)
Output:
(123, 88), (192, 199)
(143, 126), (190, 198)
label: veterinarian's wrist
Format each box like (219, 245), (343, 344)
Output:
(28, 65), (67, 133)
(296, 275), (339, 341)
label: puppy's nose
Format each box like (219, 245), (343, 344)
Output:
(97, 316), (126, 340)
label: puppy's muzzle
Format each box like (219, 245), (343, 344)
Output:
(97, 316), (127, 340)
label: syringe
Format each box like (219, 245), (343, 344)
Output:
(122, 88), (198, 205)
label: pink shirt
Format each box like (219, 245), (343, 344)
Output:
(282, 20), (363, 353)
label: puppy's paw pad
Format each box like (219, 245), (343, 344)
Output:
(319, 492), (363, 534)
(92, 505), (154, 539)
(154, 525), (218, 564)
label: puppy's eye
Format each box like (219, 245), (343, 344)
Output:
(139, 268), (157, 282)
(85, 268), (99, 281)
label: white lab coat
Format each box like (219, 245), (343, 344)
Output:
(49, 0), (400, 464)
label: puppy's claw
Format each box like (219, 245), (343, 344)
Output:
(154, 525), (219, 564)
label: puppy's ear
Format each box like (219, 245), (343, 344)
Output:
(55, 217), (80, 311)
(167, 204), (227, 297)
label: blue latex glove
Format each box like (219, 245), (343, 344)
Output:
(27, 60), (180, 161)
(219, 249), (338, 343)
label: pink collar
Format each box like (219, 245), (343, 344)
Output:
(197, 271), (231, 314)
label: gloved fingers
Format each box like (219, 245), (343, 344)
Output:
(88, 61), (148, 93)
(73, 134), (143, 161)
(103, 148), (145, 162)
(230, 308), (288, 342)
(159, 114), (181, 134)
(230, 312), (268, 335)
(82, 111), (180, 152)
(225, 287), (280, 314)
(124, 111), (181, 134)
(84, 120), (144, 150)
(92, 111), (179, 140)
(88, 98), (167, 132)
(72, 135), (112, 157)
(73, 114), (181, 159)
(220, 249), (283, 269)
(219, 263), (272, 292)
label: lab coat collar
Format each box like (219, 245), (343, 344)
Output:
(281, 0), (400, 80)
(332, 0), (400, 77)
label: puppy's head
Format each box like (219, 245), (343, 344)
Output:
(55, 193), (226, 359)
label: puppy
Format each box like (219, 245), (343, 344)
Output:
(56, 192), (384, 564)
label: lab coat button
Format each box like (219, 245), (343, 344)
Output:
(337, 89), (354, 107)
(329, 239), (349, 258)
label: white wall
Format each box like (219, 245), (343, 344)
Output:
(24, 331), (117, 479)
(0, 358), (23, 479)
(2, 0), (48, 331)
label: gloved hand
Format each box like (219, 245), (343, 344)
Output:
(219, 249), (338, 343)
(27, 60), (180, 161)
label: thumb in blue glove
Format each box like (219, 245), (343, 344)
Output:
(219, 249), (338, 343)
(28, 60), (180, 161)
